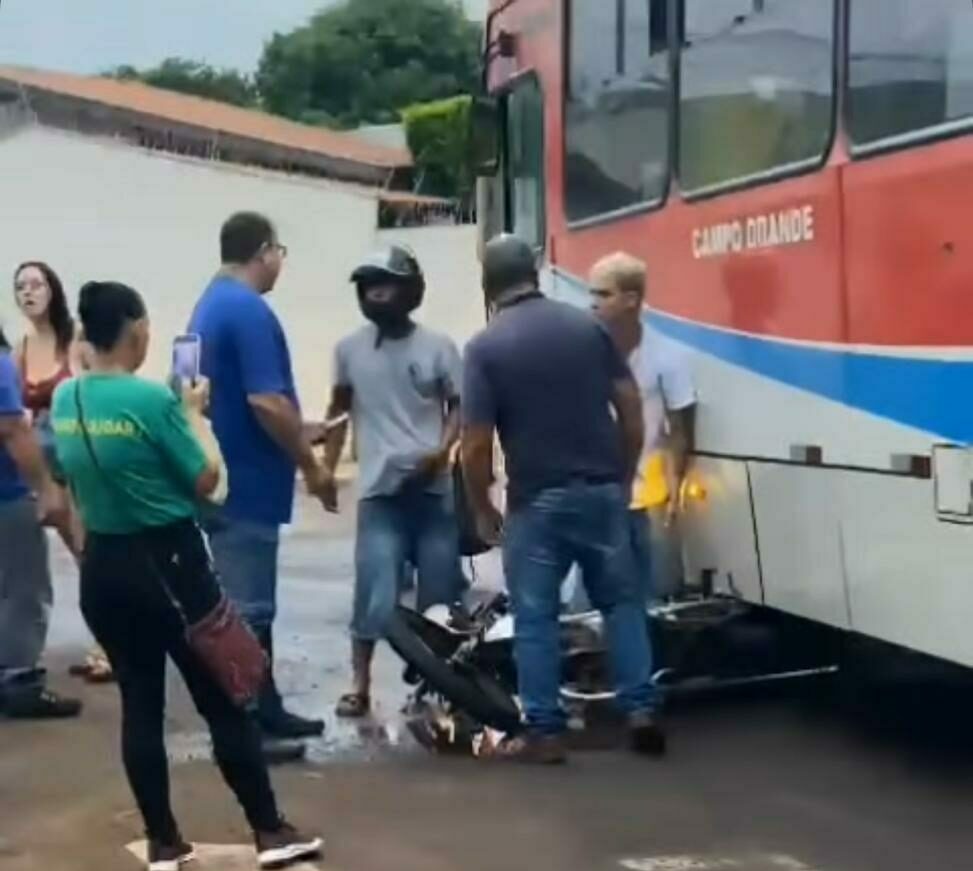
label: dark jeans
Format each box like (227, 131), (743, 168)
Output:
(81, 520), (280, 841)
(503, 482), (657, 736)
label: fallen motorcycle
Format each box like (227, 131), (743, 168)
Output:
(387, 593), (838, 753)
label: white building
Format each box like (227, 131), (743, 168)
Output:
(0, 67), (482, 415)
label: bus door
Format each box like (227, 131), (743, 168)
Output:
(502, 75), (546, 252)
(474, 73), (546, 275)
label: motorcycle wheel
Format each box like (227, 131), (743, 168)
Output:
(394, 605), (465, 659)
(386, 607), (522, 733)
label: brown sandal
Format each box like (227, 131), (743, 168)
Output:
(335, 692), (370, 718)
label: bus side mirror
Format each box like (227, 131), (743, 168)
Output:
(470, 96), (500, 177)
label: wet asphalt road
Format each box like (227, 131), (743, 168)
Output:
(3, 490), (973, 871)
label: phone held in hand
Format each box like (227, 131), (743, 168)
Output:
(324, 412), (350, 431)
(171, 334), (202, 388)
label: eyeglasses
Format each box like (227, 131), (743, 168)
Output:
(260, 242), (288, 260)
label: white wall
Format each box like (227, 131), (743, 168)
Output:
(377, 224), (485, 348)
(0, 126), (483, 416)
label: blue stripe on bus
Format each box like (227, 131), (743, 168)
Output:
(649, 313), (973, 445)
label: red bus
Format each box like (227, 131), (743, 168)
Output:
(476, 0), (973, 669)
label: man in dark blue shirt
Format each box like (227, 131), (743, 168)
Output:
(190, 212), (330, 742)
(461, 235), (664, 763)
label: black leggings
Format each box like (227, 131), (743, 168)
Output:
(80, 519), (280, 841)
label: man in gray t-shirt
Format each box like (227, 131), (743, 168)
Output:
(322, 245), (462, 717)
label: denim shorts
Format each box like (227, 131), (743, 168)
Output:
(352, 488), (460, 641)
(205, 513), (280, 631)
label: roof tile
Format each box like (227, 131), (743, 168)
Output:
(0, 64), (412, 169)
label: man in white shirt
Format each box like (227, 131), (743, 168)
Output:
(589, 252), (697, 599)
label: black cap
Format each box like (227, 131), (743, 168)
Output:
(482, 234), (537, 299)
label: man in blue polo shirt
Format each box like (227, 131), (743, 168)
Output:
(0, 327), (80, 720)
(190, 212), (330, 742)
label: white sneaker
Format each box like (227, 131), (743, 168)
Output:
(147, 839), (195, 871)
(255, 822), (323, 869)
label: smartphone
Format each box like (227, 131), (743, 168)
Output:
(171, 333), (202, 386)
(324, 412), (350, 431)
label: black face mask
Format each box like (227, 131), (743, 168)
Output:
(358, 291), (415, 343)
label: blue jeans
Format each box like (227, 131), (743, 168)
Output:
(566, 509), (654, 611)
(206, 514), (279, 632)
(503, 482), (657, 736)
(353, 488), (460, 641)
(0, 498), (51, 693)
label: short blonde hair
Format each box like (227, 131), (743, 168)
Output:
(590, 252), (646, 298)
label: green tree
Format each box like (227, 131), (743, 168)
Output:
(402, 95), (474, 204)
(257, 0), (481, 129)
(108, 58), (257, 108)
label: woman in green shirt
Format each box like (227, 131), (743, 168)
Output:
(52, 281), (322, 871)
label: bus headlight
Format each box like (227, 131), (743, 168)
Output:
(681, 478), (707, 504)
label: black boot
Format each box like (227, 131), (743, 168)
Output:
(254, 627), (324, 740)
(0, 670), (82, 720)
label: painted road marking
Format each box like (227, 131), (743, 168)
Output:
(126, 841), (327, 869)
(620, 855), (817, 871)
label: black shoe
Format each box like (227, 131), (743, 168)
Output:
(260, 708), (325, 740)
(261, 736), (307, 765)
(629, 711), (667, 756)
(255, 821), (323, 869)
(253, 627), (324, 740)
(147, 837), (194, 871)
(3, 688), (82, 720)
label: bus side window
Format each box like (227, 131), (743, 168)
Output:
(564, 0), (672, 224)
(678, 1), (836, 195)
(848, 0), (973, 149)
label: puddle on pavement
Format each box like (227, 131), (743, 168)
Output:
(167, 709), (419, 766)
(305, 713), (413, 763)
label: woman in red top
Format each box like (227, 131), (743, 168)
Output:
(13, 261), (111, 682)
(14, 262), (76, 431)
